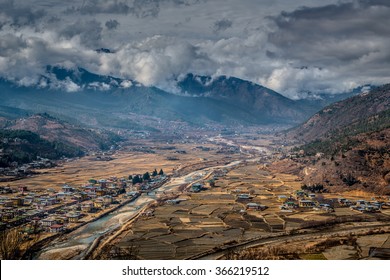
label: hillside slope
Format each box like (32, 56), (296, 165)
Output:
(6, 114), (120, 151)
(297, 127), (390, 194)
(285, 84), (390, 194)
(288, 84), (390, 142)
(0, 129), (83, 168)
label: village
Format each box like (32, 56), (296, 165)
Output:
(0, 157), (56, 181)
(0, 169), (167, 237)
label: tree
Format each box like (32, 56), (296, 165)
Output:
(152, 169), (158, 177)
(342, 173), (360, 186)
(158, 169), (164, 175)
(143, 172), (151, 181)
(128, 175), (133, 180)
(89, 179), (97, 184)
(132, 175), (142, 185)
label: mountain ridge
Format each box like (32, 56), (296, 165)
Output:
(0, 67), (324, 129)
(287, 84), (390, 142)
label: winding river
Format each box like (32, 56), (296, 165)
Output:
(35, 160), (242, 259)
(35, 137), (266, 260)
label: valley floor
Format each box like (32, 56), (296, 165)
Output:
(1, 133), (389, 260)
(90, 162), (390, 260)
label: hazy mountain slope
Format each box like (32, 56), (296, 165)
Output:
(177, 74), (313, 123)
(6, 114), (120, 151)
(0, 129), (83, 168)
(294, 87), (365, 111)
(288, 84), (390, 142)
(0, 81), (263, 129)
(0, 112), (123, 168)
(1, 68), (323, 130)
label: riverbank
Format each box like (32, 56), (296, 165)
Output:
(26, 193), (140, 259)
(85, 159), (250, 259)
(32, 169), (199, 259)
(85, 200), (157, 259)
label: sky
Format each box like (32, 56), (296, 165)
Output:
(0, 0), (389, 98)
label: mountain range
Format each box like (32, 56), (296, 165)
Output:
(0, 66), (358, 131)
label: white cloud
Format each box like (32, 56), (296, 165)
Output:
(120, 80), (133, 88)
(47, 77), (81, 92)
(96, 36), (199, 88)
(261, 67), (342, 99)
(88, 82), (111, 90)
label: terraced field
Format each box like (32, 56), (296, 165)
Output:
(96, 162), (390, 259)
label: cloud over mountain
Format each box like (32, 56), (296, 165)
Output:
(0, 0), (389, 98)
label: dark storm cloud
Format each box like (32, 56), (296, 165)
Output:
(213, 19), (233, 33)
(259, 0), (390, 97)
(105, 19), (120, 30)
(0, 33), (27, 56)
(131, 0), (160, 18)
(0, 0), (46, 27)
(130, 0), (205, 18)
(360, 0), (390, 7)
(63, 0), (203, 17)
(65, 1), (131, 15)
(269, 0), (390, 65)
(60, 20), (103, 47)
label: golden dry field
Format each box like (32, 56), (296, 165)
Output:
(101, 160), (390, 260)
(8, 142), (239, 190)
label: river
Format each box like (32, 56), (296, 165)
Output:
(35, 137), (267, 260)
(35, 159), (244, 260)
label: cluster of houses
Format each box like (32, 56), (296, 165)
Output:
(0, 172), (167, 233)
(227, 185), (387, 215)
(0, 157), (55, 178)
(232, 188), (335, 213)
(246, 203), (268, 211)
(276, 190), (387, 214)
(216, 145), (240, 155)
(336, 197), (387, 213)
(280, 190), (335, 212)
(230, 189), (267, 212)
(343, 198), (384, 213)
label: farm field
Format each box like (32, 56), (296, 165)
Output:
(9, 141), (239, 191)
(100, 162), (390, 259)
